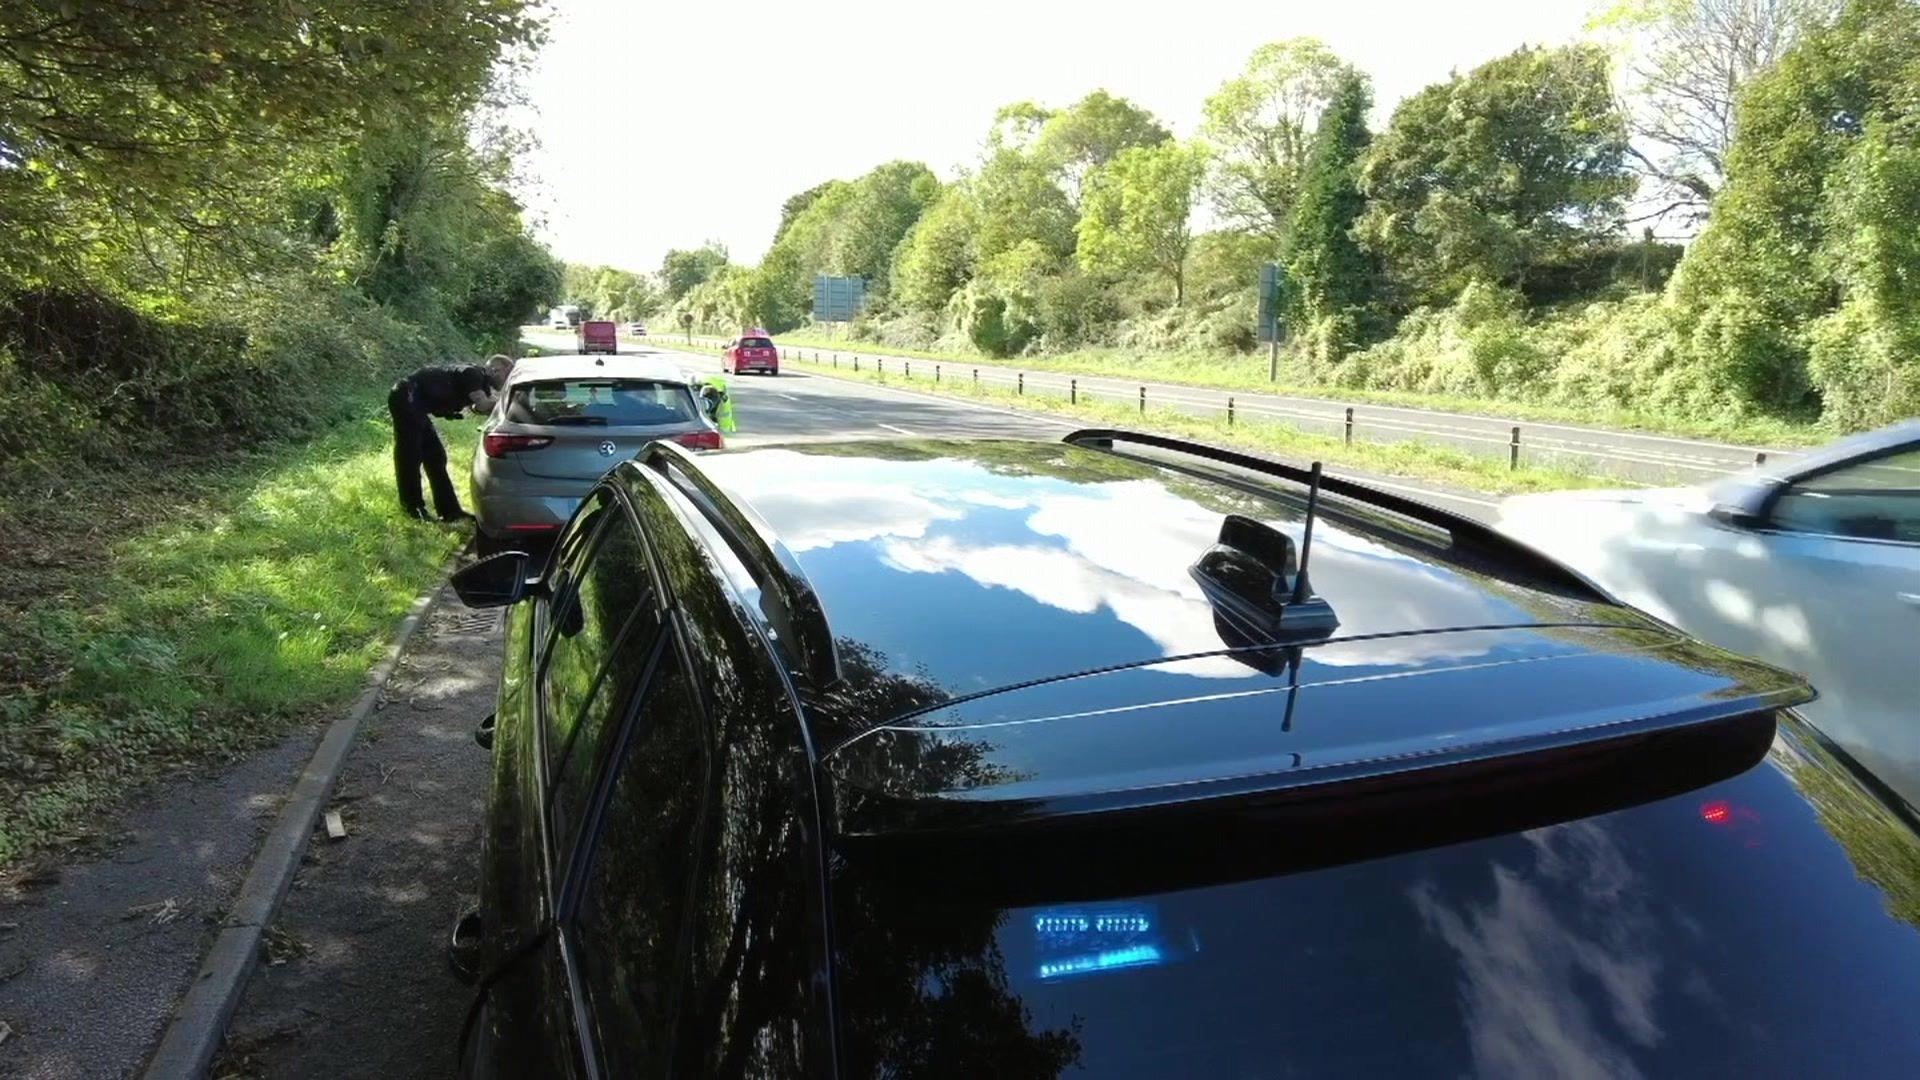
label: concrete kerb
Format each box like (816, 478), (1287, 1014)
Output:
(139, 581), (448, 1079)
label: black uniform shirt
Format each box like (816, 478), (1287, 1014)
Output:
(403, 366), (491, 420)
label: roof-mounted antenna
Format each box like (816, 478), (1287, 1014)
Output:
(1187, 459), (1339, 642)
(1291, 461), (1323, 607)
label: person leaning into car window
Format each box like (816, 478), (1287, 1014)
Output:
(389, 354), (515, 521)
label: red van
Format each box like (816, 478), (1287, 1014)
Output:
(576, 320), (617, 355)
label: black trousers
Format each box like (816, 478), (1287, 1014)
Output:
(388, 383), (464, 519)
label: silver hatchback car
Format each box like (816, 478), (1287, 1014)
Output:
(471, 354), (721, 553)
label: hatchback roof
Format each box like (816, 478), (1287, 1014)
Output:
(688, 438), (1746, 725)
(641, 435), (1811, 836)
(507, 353), (692, 386)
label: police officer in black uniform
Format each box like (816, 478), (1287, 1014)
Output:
(388, 356), (512, 521)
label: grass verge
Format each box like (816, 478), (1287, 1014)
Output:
(763, 332), (1824, 449)
(786, 357), (1610, 497)
(0, 396), (481, 868)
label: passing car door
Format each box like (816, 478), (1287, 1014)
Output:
(1746, 448), (1920, 805)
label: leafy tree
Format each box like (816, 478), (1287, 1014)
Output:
(774, 181), (838, 244)
(1200, 38), (1351, 241)
(1670, 0), (1920, 423)
(661, 243), (730, 301)
(1358, 44), (1634, 307)
(1594, 0), (1835, 222)
(1282, 72), (1374, 355)
(827, 161), (941, 286)
(459, 224), (563, 349)
(987, 100), (1053, 153)
(565, 264), (662, 321)
(1033, 90), (1171, 205)
(0, 0), (542, 288)
(973, 149), (1078, 264)
(891, 187), (978, 316)
(1077, 142), (1207, 305)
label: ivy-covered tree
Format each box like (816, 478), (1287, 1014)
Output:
(1281, 72), (1374, 356)
(1357, 44), (1633, 308)
(1669, 0), (1920, 424)
(1200, 38), (1351, 241)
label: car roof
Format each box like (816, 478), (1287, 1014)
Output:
(506, 353), (692, 386)
(662, 436), (1809, 835)
(691, 437), (1789, 701)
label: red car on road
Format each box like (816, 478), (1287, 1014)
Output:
(722, 333), (780, 375)
(576, 320), (617, 355)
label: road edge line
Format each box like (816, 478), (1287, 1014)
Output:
(139, 580), (447, 1080)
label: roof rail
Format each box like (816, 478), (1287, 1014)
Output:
(1062, 428), (1599, 598)
(636, 441), (841, 687)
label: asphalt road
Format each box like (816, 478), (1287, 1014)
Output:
(652, 330), (1789, 485)
(533, 331), (1501, 521)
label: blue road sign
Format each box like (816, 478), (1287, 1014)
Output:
(814, 276), (868, 322)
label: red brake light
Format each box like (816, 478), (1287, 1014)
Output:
(672, 430), (723, 451)
(484, 433), (554, 457)
(1701, 800), (1732, 824)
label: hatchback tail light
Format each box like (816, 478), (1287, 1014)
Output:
(483, 433), (554, 457)
(672, 430), (724, 451)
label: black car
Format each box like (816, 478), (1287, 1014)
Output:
(451, 430), (1920, 1078)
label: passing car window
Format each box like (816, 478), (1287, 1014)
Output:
(507, 379), (696, 427)
(568, 644), (710, 1075)
(739, 337), (773, 349)
(540, 511), (658, 848)
(1771, 449), (1920, 542)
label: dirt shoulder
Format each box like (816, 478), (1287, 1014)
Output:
(215, 595), (500, 1079)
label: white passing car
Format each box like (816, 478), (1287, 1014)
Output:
(1497, 420), (1920, 808)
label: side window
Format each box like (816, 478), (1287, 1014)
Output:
(542, 489), (614, 619)
(540, 509), (660, 847)
(1771, 449), (1920, 542)
(568, 643), (711, 1076)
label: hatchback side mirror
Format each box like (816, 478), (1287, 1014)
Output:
(452, 551), (533, 608)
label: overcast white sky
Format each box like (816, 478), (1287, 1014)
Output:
(516, 0), (1596, 272)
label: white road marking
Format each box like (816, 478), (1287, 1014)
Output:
(779, 393), (800, 401)
(877, 423), (917, 436)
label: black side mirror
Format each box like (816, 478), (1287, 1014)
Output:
(452, 551), (533, 608)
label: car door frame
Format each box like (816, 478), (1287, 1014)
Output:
(525, 482), (678, 1075)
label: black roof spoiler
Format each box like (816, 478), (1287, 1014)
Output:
(636, 441), (841, 687)
(823, 670), (1811, 839)
(1062, 428), (1603, 599)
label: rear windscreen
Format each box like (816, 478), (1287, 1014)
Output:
(506, 379), (694, 427)
(828, 719), (1920, 1077)
(739, 337), (774, 349)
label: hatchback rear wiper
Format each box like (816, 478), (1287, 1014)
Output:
(542, 415), (608, 426)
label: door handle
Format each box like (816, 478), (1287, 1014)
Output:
(1901, 592), (1920, 609)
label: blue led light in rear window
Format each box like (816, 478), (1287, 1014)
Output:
(1031, 904), (1182, 981)
(1034, 913), (1151, 934)
(1038, 944), (1164, 980)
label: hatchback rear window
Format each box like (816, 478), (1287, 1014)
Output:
(506, 379), (695, 427)
(739, 337), (774, 349)
(828, 731), (1920, 1077)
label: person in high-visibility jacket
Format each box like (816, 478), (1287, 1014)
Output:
(699, 375), (737, 434)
